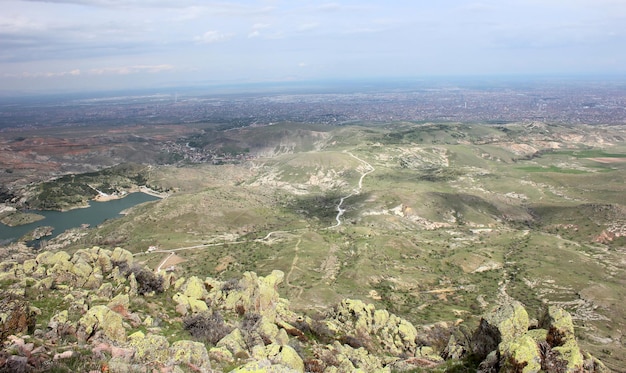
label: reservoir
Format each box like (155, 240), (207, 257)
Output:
(0, 192), (160, 244)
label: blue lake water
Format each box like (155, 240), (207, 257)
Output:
(0, 192), (159, 244)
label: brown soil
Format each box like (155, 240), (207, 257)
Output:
(588, 157), (626, 163)
(159, 253), (186, 270)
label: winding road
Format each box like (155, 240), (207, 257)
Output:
(328, 151), (375, 229)
(145, 149), (375, 277)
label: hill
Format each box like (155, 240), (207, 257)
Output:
(0, 246), (609, 372)
(1, 121), (625, 371)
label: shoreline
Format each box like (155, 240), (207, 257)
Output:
(92, 186), (168, 202)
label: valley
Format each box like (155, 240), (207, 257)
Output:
(1, 82), (625, 371)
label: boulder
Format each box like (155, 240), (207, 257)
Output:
(540, 306), (584, 372)
(110, 247), (134, 266)
(251, 343), (304, 372)
(128, 272), (138, 296)
(209, 346), (235, 364)
(170, 340), (212, 372)
(257, 316), (290, 346)
(77, 305), (126, 343)
(36, 251), (71, 267)
(0, 295), (36, 341)
(326, 298), (418, 356)
(47, 309), (75, 339)
(97, 282), (114, 298)
(471, 300), (529, 359)
(188, 298), (209, 313)
(216, 270), (285, 322)
(229, 359), (301, 373)
(108, 293), (131, 317)
(22, 259), (37, 275)
(182, 276), (208, 300)
(498, 334), (542, 373)
(217, 328), (249, 359)
(324, 341), (387, 372)
(128, 331), (170, 365)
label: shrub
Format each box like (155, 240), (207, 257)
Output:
(112, 261), (164, 295)
(183, 311), (232, 345)
(220, 278), (241, 292)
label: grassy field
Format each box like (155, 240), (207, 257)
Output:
(50, 121), (626, 367)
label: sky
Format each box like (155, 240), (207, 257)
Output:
(1, 0), (626, 93)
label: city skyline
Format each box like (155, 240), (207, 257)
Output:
(2, 0), (626, 93)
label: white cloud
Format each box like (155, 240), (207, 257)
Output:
(194, 30), (232, 44)
(89, 64), (173, 74)
(298, 22), (319, 32)
(5, 69), (81, 78)
(4, 64), (173, 78)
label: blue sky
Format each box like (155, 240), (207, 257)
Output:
(1, 0), (626, 92)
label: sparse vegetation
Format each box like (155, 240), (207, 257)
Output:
(1, 120), (625, 369)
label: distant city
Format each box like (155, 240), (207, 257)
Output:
(1, 78), (625, 130)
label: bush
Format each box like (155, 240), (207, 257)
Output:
(220, 278), (241, 292)
(183, 311), (232, 345)
(113, 261), (164, 295)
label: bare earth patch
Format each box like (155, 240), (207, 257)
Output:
(588, 157), (626, 163)
(159, 253), (186, 270)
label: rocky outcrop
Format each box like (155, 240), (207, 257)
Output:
(0, 246), (608, 372)
(471, 302), (608, 373)
(325, 298), (419, 356)
(0, 295), (36, 342)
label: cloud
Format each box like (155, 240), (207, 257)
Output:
(248, 23), (270, 38)
(89, 64), (174, 74)
(4, 64), (173, 78)
(317, 3), (341, 12)
(298, 22), (319, 32)
(4, 69), (81, 78)
(194, 30), (232, 44)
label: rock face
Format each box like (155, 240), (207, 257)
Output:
(0, 295), (36, 341)
(325, 298), (419, 356)
(0, 245), (609, 373)
(471, 302), (608, 373)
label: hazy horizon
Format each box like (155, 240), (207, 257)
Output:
(2, 1), (626, 94)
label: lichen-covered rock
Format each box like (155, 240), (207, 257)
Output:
(499, 334), (541, 373)
(230, 359), (301, 372)
(0, 295), (36, 341)
(326, 298), (418, 356)
(84, 267), (104, 289)
(77, 305), (126, 343)
(108, 293), (130, 316)
(71, 259), (92, 282)
(97, 282), (114, 298)
(324, 341), (388, 372)
(182, 276), (208, 300)
(209, 346), (235, 364)
(128, 331), (170, 365)
(110, 246), (134, 265)
(525, 328), (548, 343)
(36, 251), (71, 267)
(128, 272), (138, 296)
(47, 309), (75, 338)
(22, 259), (37, 275)
(251, 343), (304, 372)
(217, 328), (249, 359)
(541, 306), (584, 372)
(173, 293), (190, 315)
(170, 340), (212, 371)
(215, 270), (285, 322)
(471, 300), (529, 359)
